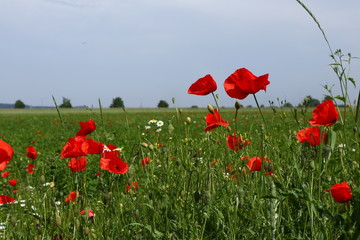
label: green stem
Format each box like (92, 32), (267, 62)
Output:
(211, 92), (220, 111)
(253, 94), (268, 130)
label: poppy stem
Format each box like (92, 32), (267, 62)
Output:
(211, 92), (221, 111)
(253, 94), (268, 130)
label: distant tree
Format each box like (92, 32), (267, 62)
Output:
(191, 105), (198, 108)
(59, 97), (72, 108)
(283, 102), (293, 107)
(299, 95), (320, 107)
(110, 97), (125, 108)
(157, 100), (169, 108)
(246, 105), (252, 108)
(14, 100), (25, 109)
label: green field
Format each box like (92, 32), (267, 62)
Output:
(0, 105), (359, 239)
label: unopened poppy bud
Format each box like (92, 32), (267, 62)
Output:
(40, 175), (46, 184)
(186, 117), (192, 125)
(106, 191), (113, 200)
(55, 215), (62, 228)
(310, 161), (315, 170)
(75, 219), (80, 230)
(10, 216), (17, 226)
(140, 142), (148, 148)
(168, 123), (174, 134)
(148, 144), (155, 151)
(235, 101), (241, 110)
(172, 97), (175, 104)
(84, 227), (90, 236)
(207, 104), (215, 114)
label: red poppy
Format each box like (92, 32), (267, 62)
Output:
(1, 171), (10, 178)
(8, 178), (17, 186)
(100, 151), (129, 174)
(26, 146), (38, 159)
(27, 164), (35, 174)
(80, 209), (95, 219)
(68, 157), (88, 172)
(82, 138), (104, 155)
(65, 191), (79, 202)
(188, 74), (217, 95)
(247, 156), (273, 175)
(61, 136), (87, 159)
(102, 144), (121, 158)
(308, 100), (339, 126)
(125, 182), (139, 192)
(224, 68), (270, 100)
(241, 155), (249, 161)
(204, 109), (229, 131)
(326, 182), (352, 203)
(141, 157), (151, 167)
(227, 134), (251, 152)
(0, 195), (15, 204)
(297, 127), (326, 146)
(0, 139), (14, 171)
(76, 120), (96, 136)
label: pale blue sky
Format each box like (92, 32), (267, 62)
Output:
(1, 0), (359, 108)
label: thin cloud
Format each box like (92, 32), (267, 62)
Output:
(45, 0), (95, 8)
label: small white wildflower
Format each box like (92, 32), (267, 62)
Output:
(145, 125), (151, 130)
(156, 128), (162, 133)
(141, 133), (145, 136)
(27, 186), (35, 190)
(223, 172), (230, 179)
(338, 144), (346, 149)
(55, 201), (61, 206)
(148, 119), (157, 124)
(352, 148), (356, 152)
(156, 120), (164, 127)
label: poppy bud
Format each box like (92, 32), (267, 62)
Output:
(310, 161), (315, 170)
(140, 142), (148, 148)
(168, 122), (174, 134)
(40, 175), (46, 184)
(75, 219), (80, 230)
(207, 104), (215, 114)
(186, 117), (192, 125)
(84, 227), (90, 236)
(148, 144), (155, 151)
(235, 101), (241, 110)
(106, 191), (113, 200)
(55, 215), (62, 228)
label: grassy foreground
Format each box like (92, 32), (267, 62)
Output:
(0, 105), (359, 239)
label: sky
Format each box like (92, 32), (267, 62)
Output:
(1, 0), (359, 108)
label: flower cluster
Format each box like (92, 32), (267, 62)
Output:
(296, 100), (338, 146)
(144, 119), (164, 133)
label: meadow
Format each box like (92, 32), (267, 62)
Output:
(1, 1), (360, 239)
(0, 102), (359, 239)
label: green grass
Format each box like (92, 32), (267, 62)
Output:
(0, 105), (359, 239)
